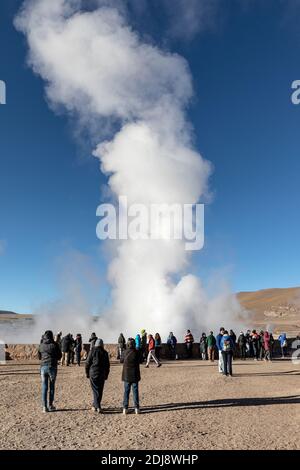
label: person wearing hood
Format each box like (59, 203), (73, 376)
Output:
(140, 329), (147, 363)
(278, 333), (288, 358)
(167, 332), (177, 360)
(122, 338), (141, 415)
(118, 333), (126, 363)
(85, 339), (110, 413)
(38, 330), (62, 412)
(220, 330), (234, 377)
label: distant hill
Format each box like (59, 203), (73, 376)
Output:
(0, 310), (32, 320)
(238, 287), (300, 336)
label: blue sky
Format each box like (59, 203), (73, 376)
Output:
(0, 0), (300, 313)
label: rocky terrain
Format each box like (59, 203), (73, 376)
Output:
(0, 358), (299, 450)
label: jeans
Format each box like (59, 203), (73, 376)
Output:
(90, 376), (105, 409)
(221, 351), (233, 376)
(123, 382), (139, 409)
(76, 349), (81, 366)
(239, 345), (246, 359)
(41, 365), (57, 408)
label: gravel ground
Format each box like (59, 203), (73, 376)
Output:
(0, 358), (299, 450)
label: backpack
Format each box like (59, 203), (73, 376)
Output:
(223, 339), (232, 352)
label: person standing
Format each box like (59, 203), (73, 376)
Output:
(54, 331), (62, 349)
(122, 338), (141, 415)
(278, 333), (288, 358)
(220, 330), (234, 377)
(238, 332), (246, 360)
(251, 330), (260, 360)
(199, 333), (208, 360)
(140, 329), (147, 363)
(207, 331), (216, 362)
(216, 327), (225, 373)
(89, 332), (98, 350)
(85, 339), (110, 413)
(259, 330), (265, 360)
(74, 333), (82, 366)
(167, 332), (177, 360)
(184, 329), (194, 359)
(61, 333), (72, 366)
(154, 333), (162, 361)
(38, 330), (62, 412)
(145, 334), (161, 368)
(229, 329), (237, 358)
(118, 333), (126, 363)
(263, 331), (272, 362)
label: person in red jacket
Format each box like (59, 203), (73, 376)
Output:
(184, 329), (194, 359)
(263, 331), (271, 362)
(145, 334), (162, 368)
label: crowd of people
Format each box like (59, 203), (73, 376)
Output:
(38, 327), (291, 414)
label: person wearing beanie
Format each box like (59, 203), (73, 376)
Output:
(85, 338), (110, 413)
(122, 338), (141, 415)
(38, 330), (62, 413)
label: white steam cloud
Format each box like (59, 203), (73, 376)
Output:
(13, 0), (243, 342)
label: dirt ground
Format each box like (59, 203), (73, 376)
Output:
(0, 358), (299, 450)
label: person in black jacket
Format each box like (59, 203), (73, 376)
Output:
(74, 334), (82, 366)
(122, 338), (141, 415)
(85, 339), (110, 413)
(61, 333), (72, 366)
(38, 330), (62, 413)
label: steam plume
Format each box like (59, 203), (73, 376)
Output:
(14, 0), (242, 341)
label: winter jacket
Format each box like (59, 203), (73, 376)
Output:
(141, 333), (147, 350)
(135, 335), (141, 350)
(207, 334), (216, 348)
(118, 334), (126, 349)
(38, 339), (62, 367)
(122, 348), (141, 383)
(75, 337), (82, 352)
(85, 346), (110, 380)
(200, 337), (207, 353)
(184, 333), (194, 344)
(263, 332), (271, 351)
(148, 337), (155, 351)
(238, 334), (246, 346)
(216, 333), (223, 351)
(61, 335), (72, 353)
(220, 335), (234, 352)
(167, 335), (177, 347)
(278, 334), (287, 347)
(155, 337), (161, 347)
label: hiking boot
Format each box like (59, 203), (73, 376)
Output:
(91, 406), (97, 412)
(42, 406), (48, 413)
(123, 408), (128, 415)
(48, 405), (56, 412)
(157, 363), (162, 368)
(145, 365), (149, 368)
(135, 408), (141, 415)
(96, 408), (102, 414)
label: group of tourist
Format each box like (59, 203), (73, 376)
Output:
(38, 327), (290, 414)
